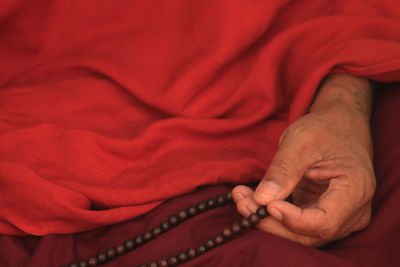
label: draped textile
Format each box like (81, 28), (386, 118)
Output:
(0, 0), (400, 236)
(0, 84), (399, 267)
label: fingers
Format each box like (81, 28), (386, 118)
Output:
(304, 162), (347, 180)
(267, 177), (362, 241)
(232, 185), (259, 217)
(267, 200), (328, 237)
(233, 185), (326, 246)
(257, 217), (324, 247)
(233, 177), (371, 247)
(253, 132), (318, 206)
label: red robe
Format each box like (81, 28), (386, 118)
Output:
(0, 0), (400, 236)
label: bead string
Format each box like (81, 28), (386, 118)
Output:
(66, 191), (269, 267)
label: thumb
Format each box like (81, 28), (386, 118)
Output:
(254, 134), (317, 205)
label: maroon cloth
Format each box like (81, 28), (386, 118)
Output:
(1, 0), (400, 236)
(0, 83), (399, 267)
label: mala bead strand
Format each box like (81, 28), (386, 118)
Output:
(256, 206), (269, 218)
(66, 191), (264, 267)
(143, 206), (270, 266)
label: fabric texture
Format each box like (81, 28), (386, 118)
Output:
(0, 84), (399, 267)
(1, 0), (400, 236)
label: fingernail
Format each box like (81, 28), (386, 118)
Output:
(269, 207), (283, 222)
(255, 181), (281, 199)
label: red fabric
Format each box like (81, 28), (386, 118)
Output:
(0, 84), (399, 267)
(1, 0), (400, 236)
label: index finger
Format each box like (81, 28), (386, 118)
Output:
(267, 177), (357, 240)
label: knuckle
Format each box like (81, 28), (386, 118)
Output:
(236, 198), (254, 213)
(236, 202), (248, 216)
(236, 198), (248, 209)
(319, 225), (340, 241)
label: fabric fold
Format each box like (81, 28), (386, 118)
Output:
(0, 0), (400, 235)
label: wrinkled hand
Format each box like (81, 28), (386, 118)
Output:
(233, 74), (376, 247)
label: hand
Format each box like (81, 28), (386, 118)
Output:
(232, 74), (376, 247)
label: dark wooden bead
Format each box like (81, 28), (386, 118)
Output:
(144, 231), (153, 242)
(160, 221), (171, 232)
(87, 257), (98, 267)
(106, 248), (116, 259)
(134, 235), (144, 247)
(214, 234), (224, 245)
(152, 227), (162, 237)
(205, 239), (214, 249)
(79, 261), (88, 267)
(116, 244), (125, 255)
(206, 198), (217, 209)
(225, 191), (233, 201)
(230, 222), (241, 233)
(168, 215), (179, 226)
(167, 256), (178, 266)
(68, 263), (79, 267)
(187, 248), (196, 259)
(256, 206), (269, 218)
(196, 245), (206, 255)
(187, 205), (197, 217)
(240, 217), (251, 229)
(216, 195), (226, 206)
(197, 201), (207, 212)
(149, 261), (158, 267)
(178, 251), (188, 263)
(177, 210), (187, 221)
(124, 239), (135, 251)
(158, 259), (168, 267)
(222, 227), (232, 239)
(249, 213), (260, 225)
(97, 253), (107, 264)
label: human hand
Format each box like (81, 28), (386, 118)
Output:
(232, 74), (376, 247)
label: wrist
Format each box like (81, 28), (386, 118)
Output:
(308, 74), (374, 158)
(310, 73), (374, 122)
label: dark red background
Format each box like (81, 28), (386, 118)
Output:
(0, 84), (398, 267)
(1, 0), (400, 266)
